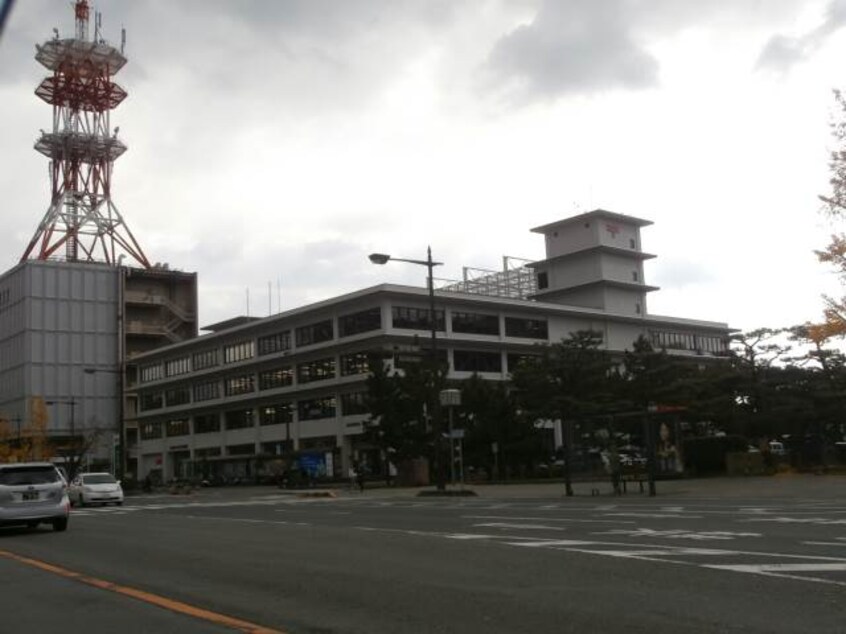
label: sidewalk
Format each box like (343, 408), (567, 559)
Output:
(125, 473), (844, 503)
(340, 473), (845, 501)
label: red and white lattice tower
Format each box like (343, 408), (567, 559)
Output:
(22, 1), (150, 268)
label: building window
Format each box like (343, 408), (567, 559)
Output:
(537, 271), (548, 290)
(635, 303), (642, 314)
(391, 306), (445, 331)
(193, 380), (219, 402)
(298, 397), (336, 421)
(194, 447), (221, 459)
(340, 351), (373, 376)
(165, 386), (191, 407)
(395, 349), (448, 371)
(295, 320), (334, 347)
(258, 366), (294, 390)
(227, 443), (255, 456)
(140, 364), (163, 383)
(225, 374), (255, 396)
(194, 413), (220, 434)
(261, 441), (291, 455)
(451, 311), (500, 336)
(632, 271), (639, 282)
(339, 307), (382, 337)
(297, 358), (336, 384)
(224, 408), (254, 430)
(140, 392), (163, 411)
(453, 350), (503, 373)
(140, 422), (162, 440)
(258, 402), (293, 426)
(165, 356), (190, 377)
(504, 317), (548, 339)
(630, 238), (636, 249)
(258, 331), (291, 356)
(166, 419), (190, 437)
(193, 349), (218, 371)
(507, 353), (541, 373)
(340, 392), (368, 416)
(223, 340), (255, 364)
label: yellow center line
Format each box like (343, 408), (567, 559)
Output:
(0, 549), (286, 634)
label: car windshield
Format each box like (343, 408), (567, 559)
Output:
(0, 466), (60, 485)
(82, 474), (117, 484)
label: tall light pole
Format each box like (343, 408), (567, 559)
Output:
(85, 367), (124, 478)
(369, 246), (446, 491)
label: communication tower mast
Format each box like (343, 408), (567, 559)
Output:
(22, 0), (150, 268)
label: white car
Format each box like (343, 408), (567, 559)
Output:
(69, 472), (124, 506)
(0, 462), (70, 531)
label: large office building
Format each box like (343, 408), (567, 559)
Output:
(131, 210), (731, 483)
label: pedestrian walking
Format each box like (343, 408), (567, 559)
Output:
(356, 464), (366, 492)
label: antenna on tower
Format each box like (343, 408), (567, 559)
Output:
(121, 27), (126, 54)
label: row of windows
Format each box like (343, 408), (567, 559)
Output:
(295, 320), (334, 347)
(258, 331), (291, 356)
(391, 307), (547, 340)
(649, 330), (728, 354)
(224, 340), (255, 364)
(139, 396), (355, 439)
(139, 309), (549, 384)
(140, 347), (549, 411)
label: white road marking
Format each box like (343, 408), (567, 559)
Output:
(601, 513), (703, 519)
(740, 517), (846, 525)
(473, 522), (569, 531)
(708, 563), (846, 572)
(802, 541), (846, 547)
(464, 515), (634, 524)
(593, 528), (761, 541)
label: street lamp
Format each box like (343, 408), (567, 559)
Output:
(84, 367), (124, 479)
(369, 246), (446, 490)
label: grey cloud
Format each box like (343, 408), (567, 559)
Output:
(756, 0), (846, 73)
(481, 0), (660, 104)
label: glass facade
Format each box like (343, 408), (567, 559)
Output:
(258, 331), (291, 356)
(338, 307), (381, 337)
(223, 340), (255, 364)
(297, 358), (336, 383)
(451, 311), (500, 336)
(295, 320), (334, 347)
(258, 366), (293, 390)
(504, 317), (548, 339)
(224, 374), (255, 396)
(453, 350), (503, 373)
(298, 397), (336, 421)
(391, 306), (445, 331)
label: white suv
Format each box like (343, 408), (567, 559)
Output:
(0, 462), (70, 532)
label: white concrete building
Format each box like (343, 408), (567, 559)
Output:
(130, 210), (731, 483)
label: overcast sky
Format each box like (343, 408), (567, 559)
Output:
(2, 0), (845, 333)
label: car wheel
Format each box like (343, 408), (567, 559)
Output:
(52, 517), (68, 532)
(116, 501), (123, 506)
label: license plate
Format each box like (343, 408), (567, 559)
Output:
(22, 491), (38, 501)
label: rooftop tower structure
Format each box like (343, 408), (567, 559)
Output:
(22, 0), (150, 268)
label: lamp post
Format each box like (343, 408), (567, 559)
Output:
(84, 367), (124, 478)
(369, 246), (446, 491)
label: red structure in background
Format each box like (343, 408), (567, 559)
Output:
(22, 0), (150, 268)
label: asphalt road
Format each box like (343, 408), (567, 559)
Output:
(1, 476), (845, 633)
